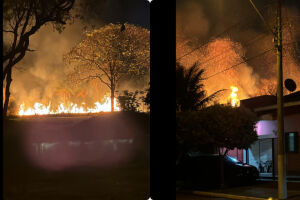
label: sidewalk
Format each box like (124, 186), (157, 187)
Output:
(258, 174), (300, 183)
(178, 181), (300, 200)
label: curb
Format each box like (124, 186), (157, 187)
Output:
(191, 191), (277, 200)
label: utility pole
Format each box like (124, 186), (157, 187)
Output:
(248, 0), (287, 199)
(275, 0), (287, 199)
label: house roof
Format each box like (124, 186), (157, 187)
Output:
(284, 91), (300, 102)
(240, 91), (300, 115)
(240, 95), (277, 111)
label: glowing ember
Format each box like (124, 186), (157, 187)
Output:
(230, 86), (240, 107)
(18, 96), (120, 116)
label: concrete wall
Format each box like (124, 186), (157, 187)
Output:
(284, 114), (300, 175)
(227, 148), (243, 162)
(230, 113), (300, 176)
(252, 113), (300, 176)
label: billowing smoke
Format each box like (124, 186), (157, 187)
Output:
(7, 0), (150, 114)
(10, 20), (90, 112)
(176, 0), (300, 102)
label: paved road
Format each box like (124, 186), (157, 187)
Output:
(177, 181), (300, 200)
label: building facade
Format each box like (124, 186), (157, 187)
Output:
(239, 91), (300, 178)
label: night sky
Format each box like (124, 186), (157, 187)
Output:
(176, 0), (300, 44)
(81, 0), (150, 28)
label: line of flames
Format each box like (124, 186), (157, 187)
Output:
(18, 96), (120, 116)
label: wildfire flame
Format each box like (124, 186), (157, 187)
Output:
(230, 86), (240, 107)
(18, 96), (120, 116)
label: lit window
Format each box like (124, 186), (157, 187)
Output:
(289, 134), (295, 152)
(285, 132), (298, 153)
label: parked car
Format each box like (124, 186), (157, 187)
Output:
(176, 153), (259, 189)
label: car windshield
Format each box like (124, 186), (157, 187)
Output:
(226, 156), (243, 164)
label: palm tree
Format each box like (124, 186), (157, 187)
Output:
(176, 62), (224, 111)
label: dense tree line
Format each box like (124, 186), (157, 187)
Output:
(176, 62), (258, 160)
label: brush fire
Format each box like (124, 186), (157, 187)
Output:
(18, 96), (120, 116)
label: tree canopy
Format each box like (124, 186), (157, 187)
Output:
(176, 62), (223, 111)
(143, 85), (150, 110)
(117, 90), (141, 112)
(3, 0), (75, 78)
(64, 23), (150, 111)
(176, 104), (258, 155)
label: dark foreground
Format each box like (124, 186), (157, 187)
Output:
(4, 112), (150, 200)
(5, 163), (149, 200)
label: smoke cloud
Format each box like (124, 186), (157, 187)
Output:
(176, 0), (300, 102)
(11, 20), (86, 111)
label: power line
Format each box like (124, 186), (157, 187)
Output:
(176, 1), (275, 62)
(248, 0), (274, 34)
(176, 12), (263, 51)
(176, 21), (243, 61)
(203, 41), (297, 80)
(204, 47), (275, 79)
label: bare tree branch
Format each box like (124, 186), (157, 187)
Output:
(79, 74), (111, 89)
(3, 29), (14, 33)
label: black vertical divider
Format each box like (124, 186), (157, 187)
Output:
(150, 0), (176, 199)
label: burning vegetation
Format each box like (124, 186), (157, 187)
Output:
(230, 86), (240, 107)
(18, 96), (120, 116)
(4, 22), (149, 116)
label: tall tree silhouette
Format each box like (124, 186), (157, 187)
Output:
(3, 0), (75, 117)
(176, 62), (223, 111)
